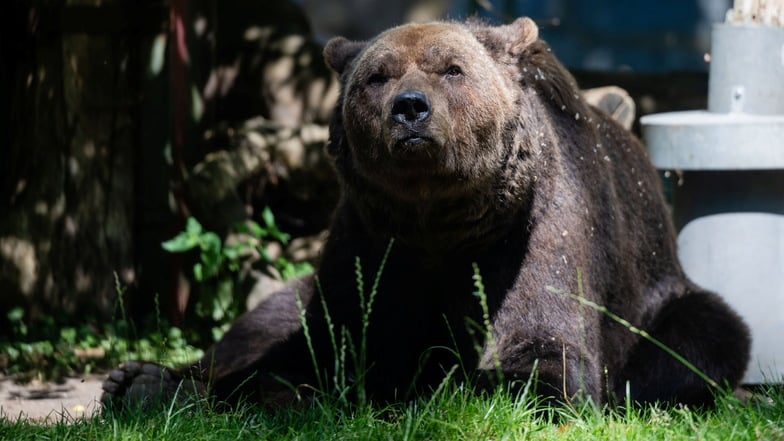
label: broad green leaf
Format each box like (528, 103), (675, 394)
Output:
(60, 327), (77, 344)
(7, 307), (24, 322)
(261, 207), (290, 243)
(185, 217), (203, 234)
(223, 247), (239, 260)
(161, 234), (199, 252)
(261, 207), (275, 228)
(248, 221), (266, 238)
(193, 262), (204, 281)
(201, 232), (222, 253)
(5, 346), (19, 360)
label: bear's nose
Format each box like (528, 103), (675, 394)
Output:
(391, 90), (431, 124)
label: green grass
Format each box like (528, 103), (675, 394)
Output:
(2, 384), (782, 440)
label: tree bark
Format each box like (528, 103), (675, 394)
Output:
(1, 0), (141, 322)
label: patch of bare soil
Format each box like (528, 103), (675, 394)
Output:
(0, 374), (103, 423)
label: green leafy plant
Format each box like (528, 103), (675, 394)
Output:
(161, 208), (313, 342)
(1, 307), (99, 380)
(0, 299), (202, 381)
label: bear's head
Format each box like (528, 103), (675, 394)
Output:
(323, 18), (590, 250)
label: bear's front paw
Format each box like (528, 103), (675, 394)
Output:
(101, 361), (206, 410)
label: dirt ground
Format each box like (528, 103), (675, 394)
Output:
(0, 374), (104, 423)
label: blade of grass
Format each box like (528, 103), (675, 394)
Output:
(545, 284), (719, 390)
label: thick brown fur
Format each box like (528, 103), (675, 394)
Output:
(103, 18), (750, 408)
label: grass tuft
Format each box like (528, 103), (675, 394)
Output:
(3, 384), (783, 440)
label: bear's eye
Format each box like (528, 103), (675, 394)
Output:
(367, 73), (388, 86)
(444, 65), (463, 78)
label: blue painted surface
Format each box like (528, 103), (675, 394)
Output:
(452, 0), (732, 72)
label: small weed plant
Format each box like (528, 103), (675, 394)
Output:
(0, 274), (203, 381)
(293, 238), (395, 407)
(162, 208), (313, 341)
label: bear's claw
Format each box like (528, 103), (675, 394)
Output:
(101, 361), (206, 410)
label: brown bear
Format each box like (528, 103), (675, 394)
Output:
(102, 17), (750, 408)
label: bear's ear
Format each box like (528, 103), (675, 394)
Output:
(473, 17), (539, 57)
(503, 17), (539, 56)
(324, 37), (367, 74)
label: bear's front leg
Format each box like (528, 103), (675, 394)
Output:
(101, 275), (315, 409)
(480, 296), (604, 404)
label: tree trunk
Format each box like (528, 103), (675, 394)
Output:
(1, 0), (144, 323)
